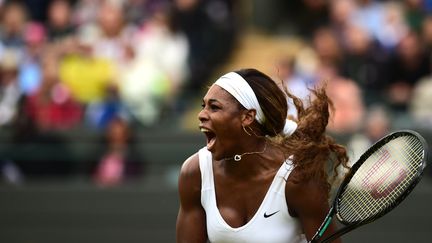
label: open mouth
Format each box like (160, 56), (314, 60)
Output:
(200, 127), (216, 151)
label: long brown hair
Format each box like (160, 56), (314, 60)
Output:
(235, 68), (349, 193)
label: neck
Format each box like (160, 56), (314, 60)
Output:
(222, 138), (267, 162)
(220, 142), (284, 179)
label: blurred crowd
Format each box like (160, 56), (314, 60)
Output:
(2, 0), (432, 184)
(0, 0), (238, 131)
(0, 0), (238, 184)
(263, 0), (432, 166)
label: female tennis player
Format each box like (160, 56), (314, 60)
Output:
(176, 68), (349, 243)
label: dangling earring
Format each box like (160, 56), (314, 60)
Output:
(242, 125), (253, 136)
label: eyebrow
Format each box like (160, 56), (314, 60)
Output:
(202, 98), (220, 104)
(208, 99), (219, 103)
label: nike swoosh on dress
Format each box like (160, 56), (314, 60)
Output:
(263, 210), (280, 218)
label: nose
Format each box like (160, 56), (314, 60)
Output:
(198, 108), (209, 123)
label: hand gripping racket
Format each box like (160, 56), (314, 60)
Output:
(310, 130), (428, 243)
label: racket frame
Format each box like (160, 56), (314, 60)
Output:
(310, 130), (428, 243)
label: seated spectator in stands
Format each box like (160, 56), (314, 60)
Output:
(124, 0), (154, 25)
(374, 1), (408, 51)
(326, 77), (365, 135)
(85, 83), (131, 130)
(173, 0), (238, 94)
(58, 41), (115, 104)
(25, 53), (83, 131)
(387, 31), (431, 112)
(46, 0), (76, 42)
(92, 117), (144, 187)
(277, 56), (311, 101)
(72, 0), (101, 27)
(118, 2), (188, 125)
(410, 74), (432, 130)
(18, 22), (46, 96)
(0, 48), (22, 127)
(329, 0), (357, 38)
(346, 105), (391, 163)
(340, 23), (390, 107)
(0, 1), (28, 49)
(274, 56), (311, 118)
(77, 0), (137, 70)
(134, 2), (189, 100)
(421, 15), (432, 53)
(312, 26), (343, 68)
(118, 57), (171, 126)
(403, 0), (426, 34)
(10, 92), (74, 177)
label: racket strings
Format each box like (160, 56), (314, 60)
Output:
(340, 149), (419, 222)
(337, 135), (424, 223)
(341, 136), (422, 221)
(342, 138), (422, 220)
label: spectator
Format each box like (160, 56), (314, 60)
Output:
(25, 52), (83, 131)
(420, 14), (432, 52)
(92, 117), (144, 187)
(77, 0), (137, 70)
(173, 0), (238, 93)
(326, 77), (365, 135)
(329, 0), (357, 40)
(85, 84), (130, 130)
(404, 0), (426, 34)
(375, 1), (408, 51)
(124, 0), (155, 25)
(312, 26), (343, 68)
(58, 41), (115, 104)
(410, 74), (432, 129)
(46, 0), (76, 42)
(18, 22), (46, 95)
(274, 56), (311, 118)
(350, 0), (386, 43)
(0, 48), (22, 127)
(118, 56), (171, 126)
(346, 105), (391, 163)
(340, 23), (390, 106)
(0, 1), (28, 49)
(126, 2), (189, 122)
(72, 0), (101, 26)
(134, 3), (189, 95)
(289, 0), (330, 38)
(387, 31), (430, 112)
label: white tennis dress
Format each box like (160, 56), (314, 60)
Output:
(199, 147), (307, 243)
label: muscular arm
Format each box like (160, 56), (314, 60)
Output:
(286, 169), (341, 243)
(176, 153), (208, 243)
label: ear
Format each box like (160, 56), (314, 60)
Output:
(241, 109), (256, 126)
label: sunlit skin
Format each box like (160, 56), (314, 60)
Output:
(176, 85), (341, 243)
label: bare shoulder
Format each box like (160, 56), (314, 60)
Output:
(179, 152), (200, 181)
(178, 152), (202, 201)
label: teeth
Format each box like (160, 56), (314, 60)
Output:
(200, 128), (210, 132)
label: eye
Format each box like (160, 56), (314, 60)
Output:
(210, 105), (220, 111)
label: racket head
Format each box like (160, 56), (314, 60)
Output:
(333, 130), (428, 226)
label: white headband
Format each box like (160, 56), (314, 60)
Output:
(215, 72), (266, 124)
(214, 71), (297, 136)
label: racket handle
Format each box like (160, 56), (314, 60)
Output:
(320, 225), (354, 243)
(309, 209), (334, 243)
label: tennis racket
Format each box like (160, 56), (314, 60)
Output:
(309, 130), (428, 243)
